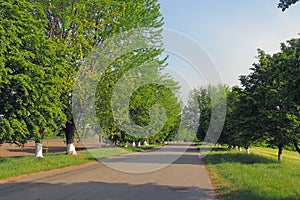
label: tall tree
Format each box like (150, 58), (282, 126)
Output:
(220, 86), (262, 154)
(93, 31), (180, 145)
(185, 85), (226, 144)
(239, 39), (300, 161)
(0, 0), (67, 157)
(41, 0), (166, 152)
(194, 87), (212, 142)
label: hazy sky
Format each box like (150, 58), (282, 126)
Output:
(159, 0), (300, 86)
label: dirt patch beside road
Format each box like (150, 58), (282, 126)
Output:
(0, 139), (86, 157)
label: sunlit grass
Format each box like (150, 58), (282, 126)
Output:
(0, 145), (156, 180)
(201, 146), (300, 200)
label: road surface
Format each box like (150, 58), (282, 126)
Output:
(0, 143), (218, 200)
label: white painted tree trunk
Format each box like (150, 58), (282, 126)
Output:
(35, 143), (43, 158)
(143, 141), (148, 146)
(132, 142), (136, 147)
(278, 151), (283, 162)
(278, 153), (283, 162)
(66, 143), (77, 155)
(137, 142), (141, 147)
(278, 145), (283, 162)
(238, 147), (242, 152)
(246, 148), (250, 155)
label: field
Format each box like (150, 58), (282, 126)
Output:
(201, 146), (300, 200)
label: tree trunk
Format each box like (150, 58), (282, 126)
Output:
(143, 141), (148, 146)
(35, 129), (45, 158)
(278, 144), (283, 162)
(35, 142), (43, 158)
(99, 134), (103, 148)
(293, 140), (300, 155)
(246, 147), (250, 155)
(64, 118), (77, 155)
(238, 146), (242, 152)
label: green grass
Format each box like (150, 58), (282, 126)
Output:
(0, 145), (156, 180)
(201, 146), (300, 200)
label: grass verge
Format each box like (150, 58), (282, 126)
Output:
(200, 146), (300, 200)
(0, 145), (156, 180)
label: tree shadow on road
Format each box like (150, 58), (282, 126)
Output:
(0, 181), (217, 200)
(100, 144), (204, 166)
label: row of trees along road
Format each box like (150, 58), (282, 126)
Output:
(0, 0), (68, 157)
(0, 0), (298, 157)
(184, 0), (300, 162)
(188, 38), (300, 162)
(0, 0), (182, 157)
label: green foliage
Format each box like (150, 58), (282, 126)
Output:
(239, 39), (300, 150)
(174, 128), (196, 142)
(0, 0), (171, 146)
(278, 0), (299, 11)
(65, 0), (181, 145)
(185, 85), (227, 143)
(0, 0), (68, 144)
(41, 0), (169, 145)
(220, 86), (262, 148)
(193, 87), (212, 141)
(214, 38), (300, 161)
(95, 46), (181, 145)
(130, 84), (181, 143)
(186, 37), (300, 162)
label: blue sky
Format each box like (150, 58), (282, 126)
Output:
(159, 0), (300, 87)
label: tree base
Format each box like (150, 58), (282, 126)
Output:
(35, 143), (43, 158)
(246, 148), (250, 155)
(66, 143), (77, 155)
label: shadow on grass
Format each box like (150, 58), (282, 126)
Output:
(203, 151), (277, 165)
(0, 156), (32, 163)
(200, 147), (229, 152)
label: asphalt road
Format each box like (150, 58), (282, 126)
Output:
(0, 143), (218, 200)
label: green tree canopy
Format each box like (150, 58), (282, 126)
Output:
(278, 0), (299, 11)
(184, 85), (226, 144)
(41, 0), (167, 148)
(0, 0), (67, 144)
(237, 38), (300, 161)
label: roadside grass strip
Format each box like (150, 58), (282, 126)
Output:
(200, 146), (300, 200)
(0, 146), (156, 180)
